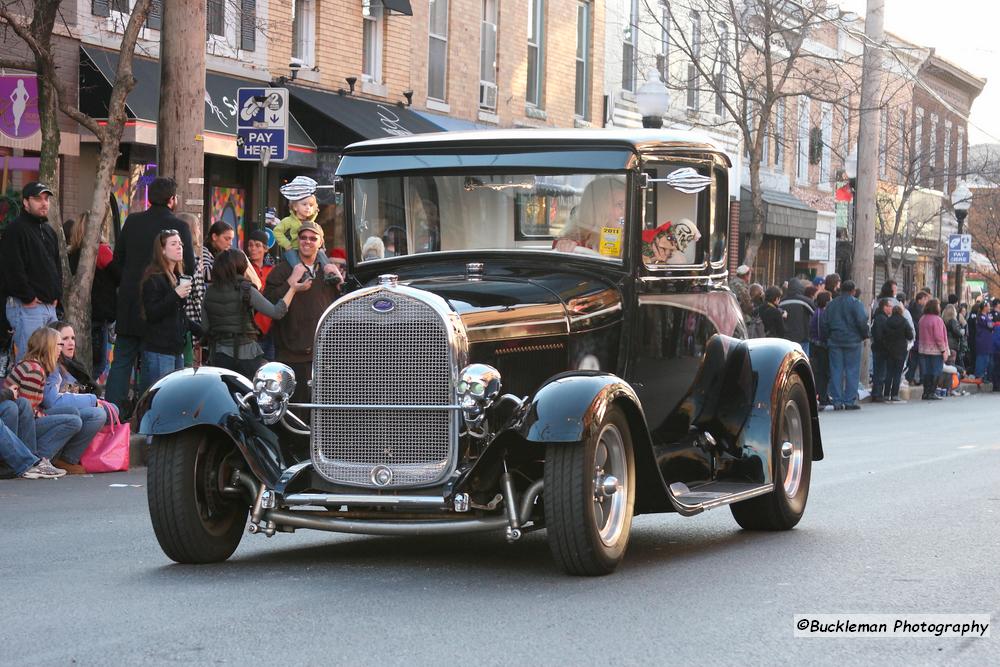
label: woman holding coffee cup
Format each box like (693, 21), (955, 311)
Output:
(139, 230), (198, 392)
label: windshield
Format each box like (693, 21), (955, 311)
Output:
(351, 172), (628, 263)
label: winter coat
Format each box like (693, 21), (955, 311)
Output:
(778, 279), (814, 344)
(141, 272), (190, 355)
(69, 241), (118, 322)
(882, 313), (913, 361)
(917, 314), (948, 355)
(760, 303), (786, 338)
(809, 305), (827, 347)
(263, 256), (340, 363)
(821, 294), (869, 347)
(0, 210), (62, 304)
(975, 312), (993, 354)
(945, 318), (964, 353)
(871, 310), (890, 354)
(113, 204), (195, 337)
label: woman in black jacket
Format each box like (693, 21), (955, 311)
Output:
(201, 249), (309, 377)
(882, 304), (914, 402)
(140, 230), (193, 393)
(64, 212), (119, 377)
(760, 286), (786, 338)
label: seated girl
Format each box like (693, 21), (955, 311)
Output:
(6, 327), (94, 474)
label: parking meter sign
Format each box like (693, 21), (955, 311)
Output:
(236, 87), (288, 162)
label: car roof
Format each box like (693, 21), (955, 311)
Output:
(344, 128), (732, 165)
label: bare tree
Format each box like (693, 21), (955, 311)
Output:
(642, 0), (857, 267)
(0, 0), (152, 370)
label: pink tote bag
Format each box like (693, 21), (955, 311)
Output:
(81, 400), (131, 473)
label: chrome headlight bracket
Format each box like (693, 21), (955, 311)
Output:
(253, 362), (297, 425)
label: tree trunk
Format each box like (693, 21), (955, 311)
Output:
(158, 0), (207, 221)
(744, 151), (767, 271)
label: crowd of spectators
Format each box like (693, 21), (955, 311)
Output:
(0, 177), (345, 480)
(733, 265), (991, 411)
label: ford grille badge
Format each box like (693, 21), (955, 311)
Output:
(372, 298), (395, 313)
(371, 465), (393, 486)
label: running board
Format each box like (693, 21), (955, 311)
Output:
(668, 481), (774, 516)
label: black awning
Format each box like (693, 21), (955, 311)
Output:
(381, 0), (413, 15)
(739, 187), (818, 239)
(80, 46), (316, 154)
(288, 84), (443, 147)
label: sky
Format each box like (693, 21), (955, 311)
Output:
(840, 0), (997, 146)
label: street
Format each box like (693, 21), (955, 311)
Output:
(2, 395), (997, 666)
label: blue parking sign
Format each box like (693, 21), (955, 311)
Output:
(236, 87), (288, 162)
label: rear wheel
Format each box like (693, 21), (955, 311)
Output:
(545, 405), (635, 575)
(731, 373), (812, 530)
(147, 431), (248, 563)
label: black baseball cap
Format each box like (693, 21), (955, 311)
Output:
(247, 230), (269, 246)
(22, 182), (54, 198)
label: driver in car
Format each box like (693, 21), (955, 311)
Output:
(553, 176), (626, 258)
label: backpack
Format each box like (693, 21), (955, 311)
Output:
(746, 311), (766, 339)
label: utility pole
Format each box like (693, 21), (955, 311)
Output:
(853, 0), (883, 305)
(157, 0), (207, 220)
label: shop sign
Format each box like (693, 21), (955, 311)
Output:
(0, 74), (40, 141)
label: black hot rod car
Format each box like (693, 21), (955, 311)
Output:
(140, 129), (823, 575)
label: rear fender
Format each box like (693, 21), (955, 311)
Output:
(137, 368), (290, 488)
(740, 340), (824, 485)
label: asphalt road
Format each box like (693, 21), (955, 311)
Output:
(2, 395), (997, 666)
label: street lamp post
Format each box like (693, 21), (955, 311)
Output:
(951, 180), (973, 300)
(636, 69), (669, 129)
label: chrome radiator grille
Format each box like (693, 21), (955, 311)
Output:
(311, 290), (456, 487)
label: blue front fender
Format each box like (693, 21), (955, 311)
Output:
(137, 367), (291, 488)
(516, 371), (647, 443)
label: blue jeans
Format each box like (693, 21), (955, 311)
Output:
(0, 422), (37, 475)
(919, 353), (945, 396)
(828, 344), (862, 407)
(46, 405), (106, 464)
(0, 397), (36, 450)
(141, 351), (184, 394)
(105, 334), (143, 411)
(34, 412), (82, 461)
(5, 298), (57, 362)
(975, 353), (991, 379)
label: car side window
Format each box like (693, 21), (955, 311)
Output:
(641, 164), (710, 268)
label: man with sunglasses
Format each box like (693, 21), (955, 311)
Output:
(263, 221), (341, 406)
(106, 177), (195, 413)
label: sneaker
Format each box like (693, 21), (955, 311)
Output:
(889, 396), (905, 403)
(51, 458), (86, 475)
(37, 458), (66, 478)
(833, 405), (845, 411)
(845, 404), (861, 410)
(19, 463), (62, 480)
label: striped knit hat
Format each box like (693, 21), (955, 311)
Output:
(280, 176), (318, 202)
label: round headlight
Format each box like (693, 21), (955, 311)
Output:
(458, 364), (501, 426)
(253, 362), (297, 425)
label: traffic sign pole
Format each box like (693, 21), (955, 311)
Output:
(257, 146), (271, 237)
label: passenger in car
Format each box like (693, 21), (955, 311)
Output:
(641, 218), (702, 266)
(553, 176), (627, 257)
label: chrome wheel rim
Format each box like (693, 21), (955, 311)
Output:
(593, 424), (628, 546)
(781, 399), (805, 498)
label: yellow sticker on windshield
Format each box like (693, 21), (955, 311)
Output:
(599, 226), (622, 257)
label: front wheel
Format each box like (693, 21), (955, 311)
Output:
(731, 373), (813, 530)
(545, 405), (636, 576)
(147, 431), (248, 563)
